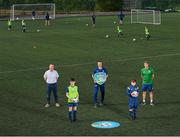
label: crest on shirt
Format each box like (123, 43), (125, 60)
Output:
(93, 72), (107, 85)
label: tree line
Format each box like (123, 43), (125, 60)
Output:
(0, 0), (179, 11)
(142, 0), (180, 10)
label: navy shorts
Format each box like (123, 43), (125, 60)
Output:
(129, 101), (138, 109)
(142, 84), (153, 92)
(68, 103), (78, 107)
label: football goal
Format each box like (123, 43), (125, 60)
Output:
(131, 9), (161, 25)
(10, 3), (55, 20)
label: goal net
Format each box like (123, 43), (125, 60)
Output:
(131, 9), (161, 25)
(10, 3), (55, 21)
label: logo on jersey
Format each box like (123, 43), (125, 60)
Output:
(93, 72), (107, 85)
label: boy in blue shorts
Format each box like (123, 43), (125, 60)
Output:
(126, 80), (140, 120)
(66, 78), (79, 123)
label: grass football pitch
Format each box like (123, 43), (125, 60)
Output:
(0, 13), (180, 136)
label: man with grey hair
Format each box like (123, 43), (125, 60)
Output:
(43, 64), (60, 108)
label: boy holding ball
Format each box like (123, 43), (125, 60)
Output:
(126, 80), (140, 120)
(66, 78), (79, 122)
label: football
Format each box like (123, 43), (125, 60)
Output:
(106, 35), (109, 38)
(131, 91), (139, 97)
(72, 98), (78, 103)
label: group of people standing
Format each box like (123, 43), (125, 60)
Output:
(7, 10), (50, 32)
(43, 61), (155, 122)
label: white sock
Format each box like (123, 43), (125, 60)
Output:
(143, 100), (145, 102)
(150, 100), (153, 103)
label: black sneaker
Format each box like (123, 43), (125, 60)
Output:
(130, 116), (134, 120)
(141, 101), (146, 106)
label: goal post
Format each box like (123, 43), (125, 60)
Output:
(10, 3), (56, 21)
(131, 9), (161, 25)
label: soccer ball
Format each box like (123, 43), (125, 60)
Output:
(113, 21), (117, 24)
(37, 29), (40, 32)
(86, 24), (89, 26)
(72, 98), (78, 103)
(32, 17), (35, 20)
(106, 35), (109, 38)
(16, 17), (19, 20)
(133, 38), (136, 41)
(131, 91), (139, 97)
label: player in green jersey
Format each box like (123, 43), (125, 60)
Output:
(145, 26), (150, 40)
(66, 78), (79, 122)
(8, 19), (12, 31)
(117, 25), (123, 37)
(141, 61), (155, 106)
(22, 20), (26, 32)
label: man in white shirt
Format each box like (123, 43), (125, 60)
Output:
(43, 64), (60, 108)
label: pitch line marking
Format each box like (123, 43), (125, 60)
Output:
(0, 53), (179, 74)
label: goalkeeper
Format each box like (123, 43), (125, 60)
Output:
(66, 78), (79, 123)
(145, 26), (150, 40)
(8, 19), (12, 31)
(126, 80), (140, 120)
(117, 25), (123, 37)
(45, 12), (50, 26)
(91, 14), (96, 27)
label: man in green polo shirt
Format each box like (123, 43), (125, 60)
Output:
(141, 61), (155, 106)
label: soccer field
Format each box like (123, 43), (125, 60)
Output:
(0, 13), (180, 136)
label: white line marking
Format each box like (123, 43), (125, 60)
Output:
(0, 53), (179, 74)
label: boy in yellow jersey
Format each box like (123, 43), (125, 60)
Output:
(66, 78), (79, 122)
(22, 20), (26, 32)
(8, 19), (12, 30)
(117, 25), (123, 37)
(145, 26), (150, 40)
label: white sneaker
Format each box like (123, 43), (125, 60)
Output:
(55, 103), (60, 107)
(45, 103), (50, 108)
(150, 102), (155, 106)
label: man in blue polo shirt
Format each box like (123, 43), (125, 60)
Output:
(92, 61), (108, 108)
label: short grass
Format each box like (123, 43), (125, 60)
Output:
(0, 13), (180, 136)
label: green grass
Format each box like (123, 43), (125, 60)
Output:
(0, 13), (180, 136)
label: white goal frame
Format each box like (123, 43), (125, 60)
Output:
(131, 9), (161, 25)
(10, 3), (56, 21)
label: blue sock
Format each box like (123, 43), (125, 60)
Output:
(129, 111), (133, 118)
(69, 111), (72, 122)
(73, 110), (77, 121)
(133, 110), (136, 119)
